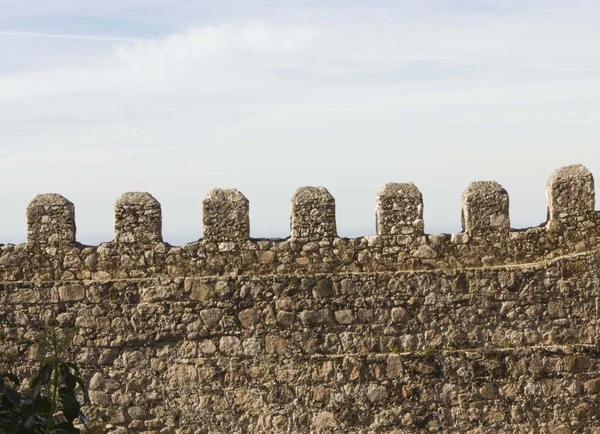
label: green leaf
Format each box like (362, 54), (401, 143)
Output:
(0, 373), (19, 390)
(3, 373), (19, 386)
(60, 364), (76, 393)
(39, 364), (53, 385)
(68, 368), (89, 404)
(70, 372), (86, 392)
(36, 396), (53, 415)
(28, 372), (40, 390)
(60, 394), (80, 423)
(31, 383), (42, 403)
(22, 414), (38, 431)
(0, 418), (21, 434)
(5, 388), (21, 406)
(1, 394), (12, 409)
(51, 421), (81, 434)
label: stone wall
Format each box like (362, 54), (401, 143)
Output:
(1, 164), (599, 433)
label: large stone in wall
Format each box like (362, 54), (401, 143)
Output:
(114, 192), (162, 244)
(291, 187), (336, 240)
(547, 164), (595, 220)
(26, 194), (76, 246)
(461, 181), (510, 235)
(376, 183), (424, 236)
(202, 189), (249, 242)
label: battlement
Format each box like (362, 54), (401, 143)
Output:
(0, 164), (597, 281)
(3, 164), (600, 433)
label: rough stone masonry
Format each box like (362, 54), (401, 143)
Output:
(1, 164), (600, 433)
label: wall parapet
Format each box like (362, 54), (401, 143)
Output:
(2, 164), (600, 433)
(291, 187), (337, 240)
(461, 181), (510, 235)
(114, 192), (162, 245)
(376, 182), (424, 238)
(26, 194), (76, 247)
(202, 189), (250, 242)
(547, 164), (595, 220)
(0, 164), (597, 281)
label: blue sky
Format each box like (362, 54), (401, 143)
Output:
(1, 0), (599, 245)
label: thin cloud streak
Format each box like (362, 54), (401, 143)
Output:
(0, 30), (142, 42)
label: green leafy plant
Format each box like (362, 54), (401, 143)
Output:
(0, 320), (90, 433)
(421, 347), (436, 358)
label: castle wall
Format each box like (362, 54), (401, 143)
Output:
(1, 164), (599, 433)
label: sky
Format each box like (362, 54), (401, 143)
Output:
(1, 0), (599, 246)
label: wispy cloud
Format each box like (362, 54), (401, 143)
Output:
(0, 4), (599, 245)
(0, 30), (142, 42)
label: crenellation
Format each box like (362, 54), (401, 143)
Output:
(0, 165), (598, 281)
(202, 188), (250, 243)
(547, 164), (595, 221)
(461, 181), (510, 236)
(2, 164), (600, 433)
(114, 192), (162, 245)
(26, 193), (76, 246)
(290, 186), (337, 240)
(376, 182), (424, 237)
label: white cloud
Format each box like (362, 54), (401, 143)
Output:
(1, 9), (599, 245)
(0, 30), (141, 42)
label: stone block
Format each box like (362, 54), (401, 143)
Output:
(291, 187), (336, 240)
(202, 188), (249, 242)
(115, 192), (162, 244)
(58, 283), (85, 302)
(547, 164), (595, 220)
(27, 194), (76, 246)
(461, 181), (510, 235)
(376, 182), (424, 236)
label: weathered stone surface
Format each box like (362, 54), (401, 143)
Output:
(199, 308), (222, 328)
(2, 257), (600, 431)
(1, 165), (600, 281)
(547, 164), (595, 220)
(461, 181), (510, 235)
(291, 187), (336, 240)
(114, 192), (162, 244)
(413, 244), (437, 259)
(27, 194), (76, 246)
(202, 188), (249, 242)
(390, 306), (409, 324)
(376, 182), (424, 236)
(2, 165), (600, 433)
(58, 283), (85, 302)
(313, 412), (338, 432)
(219, 336), (243, 355)
(585, 379), (600, 394)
